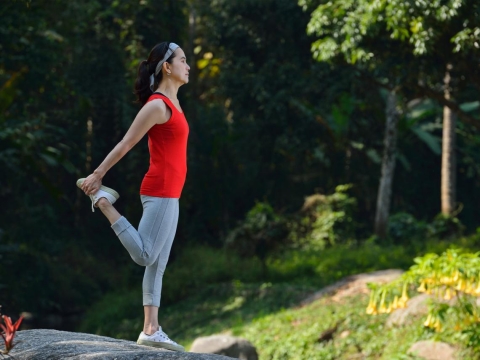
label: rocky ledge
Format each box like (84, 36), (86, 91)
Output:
(9, 329), (235, 360)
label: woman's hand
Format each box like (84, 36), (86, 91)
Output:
(81, 172), (102, 195)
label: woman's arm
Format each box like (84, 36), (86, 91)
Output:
(81, 99), (171, 195)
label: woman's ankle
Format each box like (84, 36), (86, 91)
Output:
(143, 325), (159, 335)
(96, 197), (112, 209)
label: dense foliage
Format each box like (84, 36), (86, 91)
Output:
(1, 0), (479, 339)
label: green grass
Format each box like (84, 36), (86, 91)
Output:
(79, 281), (316, 343)
(234, 293), (477, 360)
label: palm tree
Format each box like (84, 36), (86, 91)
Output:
(441, 64), (456, 215)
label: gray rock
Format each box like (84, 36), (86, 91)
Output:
(387, 293), (458, 327)
(386, 294), (431, 327)
(408, 340), (457, 360)
(300, 269), (404, 306)
(9, 329), (235, 360)
(190, 335), (258, 360)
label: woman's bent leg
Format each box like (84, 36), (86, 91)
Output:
(110, 197), (178, 266)
(97, 198), (122, 225)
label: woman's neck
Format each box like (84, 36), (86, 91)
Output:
(157, 81), (180, 100)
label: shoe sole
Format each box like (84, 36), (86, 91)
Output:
(76, 178), (120, 200)
(136, 339), (185, 352)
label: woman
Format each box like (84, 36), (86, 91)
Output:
(77, 42), (190, 352)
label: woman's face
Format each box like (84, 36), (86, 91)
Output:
(166, 48), (190, 84)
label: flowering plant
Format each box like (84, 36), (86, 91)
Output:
(367, 248), (480, 334)
(0, 313), (23, 354)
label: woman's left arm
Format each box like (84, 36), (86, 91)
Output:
(81, 100), (169, 195)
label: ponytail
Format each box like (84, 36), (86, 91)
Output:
(134, 42), (178, 106)
(134, 60), (153, 106)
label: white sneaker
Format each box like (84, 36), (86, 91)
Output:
(76, 178), (120, 212)
(137, 328), (185, 352)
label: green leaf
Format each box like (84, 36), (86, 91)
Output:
(411, 127), (441, 155)
(459, 101), (480, 113)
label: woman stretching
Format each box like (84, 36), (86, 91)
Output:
(77, 42), (190, 352)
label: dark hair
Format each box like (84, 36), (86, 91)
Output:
(134, 42), (177, 105)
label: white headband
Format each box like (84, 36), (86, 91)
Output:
(149, 43), (180, 91)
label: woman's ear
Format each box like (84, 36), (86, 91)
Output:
(163, 62), (171, 74)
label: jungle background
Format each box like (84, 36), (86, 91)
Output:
(1, 0), (480, 358)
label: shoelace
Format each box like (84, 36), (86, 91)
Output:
(154, 331), (175, 343)
(89, 195), (96, 212)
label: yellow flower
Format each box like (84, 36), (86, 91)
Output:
(392, 296), (399, 310)
(474, 282), (480, 295)
(386, 303), (392, 314)
(455, 279), (466, 292)
(400, 283), (409, 301)
(417, 281), (427, 293)
(379, 303), (388, 314)
(424, 314), (433, 327)
(441, 276), (452, 285)
(465, 279), (475, 294)
(366, 301), (377, 315)
(444, 288), (452, 300)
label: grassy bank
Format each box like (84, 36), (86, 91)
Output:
(79, 235), (480, 358)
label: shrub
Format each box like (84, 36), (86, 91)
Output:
(288, 184), (356, 250)
(427, 214), (465, 239)
(388, 212), (427, 242)
(225, 202), (289, 273)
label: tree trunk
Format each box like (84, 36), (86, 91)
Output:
(441, 64), (456, 216)
(374, 90), (400, 238)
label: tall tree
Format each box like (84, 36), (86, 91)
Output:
(442, 64), (457, 215)
(301, 0), (480, 235)
(375, 90), (401, 238)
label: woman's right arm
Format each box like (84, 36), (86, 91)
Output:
(80, 99), (171, 195)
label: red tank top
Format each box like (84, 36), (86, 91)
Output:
(140, 93), (189, 198)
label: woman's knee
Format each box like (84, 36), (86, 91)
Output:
(132, 254), (156, 267)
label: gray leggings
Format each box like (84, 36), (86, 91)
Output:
(111, 196), (179, 307)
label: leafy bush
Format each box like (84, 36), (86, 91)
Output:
(225, 202), (289, 272)
(288, 185), (357, 250)
(388, 212), (427, 242)
(427, 214), (465, 239)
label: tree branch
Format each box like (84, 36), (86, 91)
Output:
(417, 85), (480, 130)
(355, 69), (480, 130)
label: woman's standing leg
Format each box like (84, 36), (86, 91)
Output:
(96, 195), (183, 350)
(142, 199), (178, 334)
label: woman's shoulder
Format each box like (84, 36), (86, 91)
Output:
(140, 97), (171, 125)
(144, 96), (168, 112)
